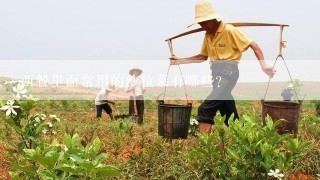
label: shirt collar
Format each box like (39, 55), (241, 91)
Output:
(217, 22), (225, 33)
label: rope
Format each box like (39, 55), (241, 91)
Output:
(263, 25), (300, 103)
(161, 40), (189, 102)
(263, 54), (300, 102)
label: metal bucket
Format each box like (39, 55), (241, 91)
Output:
(158, 100), (192, 139)
(262, 101), (301, 137)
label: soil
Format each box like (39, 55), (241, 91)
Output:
(0, 144), (10, 180)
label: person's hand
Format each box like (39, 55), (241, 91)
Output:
(169, 55), (181, 65)
(262, 65), (276, 78)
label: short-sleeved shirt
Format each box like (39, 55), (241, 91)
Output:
(95, 88), (110, 105)
(125, 76), (145, 96)
(200, 22), (252, 60)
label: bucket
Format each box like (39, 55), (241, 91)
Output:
(262, 101), (301, 137)
(158, 100), (192, 139)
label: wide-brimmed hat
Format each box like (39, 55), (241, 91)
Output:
(105, 84), (116, 92)
(129, 67), (143, 76)
(187, 1), (223, 28)
(287, 84), (294, 89)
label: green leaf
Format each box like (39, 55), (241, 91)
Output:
(56, 164), (78, 174)
(227, 148), (240, 161)
(95, 165), (120, 177)
(18, 141), (26, 150)
(80, 162), (95, 174)
(92, 153), (109, 165)
(5, 118), (23, 134)
(13, 164), (38, 174)
(92, 137), (101, 155)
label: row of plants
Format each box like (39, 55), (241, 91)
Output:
(1, 80), (320, 179)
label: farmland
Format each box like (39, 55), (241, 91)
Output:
(1, 98), (319, 179)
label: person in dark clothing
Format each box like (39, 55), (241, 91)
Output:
(281, 84), (293, 101)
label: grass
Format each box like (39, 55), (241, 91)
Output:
(1, 100), (319, 179)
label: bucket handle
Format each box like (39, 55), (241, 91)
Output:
(263, 55), (301, 104)
(158, 40), (189, 102)
(262, 25), (301, 104)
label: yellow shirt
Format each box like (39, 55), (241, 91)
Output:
(200, 22), (252, 60)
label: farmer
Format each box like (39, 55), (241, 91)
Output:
(125, 67), (146, 123)
(169, 1), (276, 134)
(281, 84), (294, 101)
(95, 84), (116, 120)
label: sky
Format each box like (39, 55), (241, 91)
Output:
(0, 0), (319, 87)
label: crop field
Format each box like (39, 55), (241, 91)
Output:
(0, 98), (320, 179)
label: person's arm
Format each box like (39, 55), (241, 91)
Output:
(141, 79), (146, 94)
(125, 78), (136, 93)
(169, 54), (208, 65)
(249, 41), (276, 78)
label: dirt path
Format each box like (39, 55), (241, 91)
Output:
(0, 144), (10, 180)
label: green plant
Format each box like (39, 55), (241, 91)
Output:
(187, 114), (312, 179)
(312, 100), (320, 115)
(11, 134), (120, 179)
(189, 118), (199, 136)
(1, 81), (120, 179)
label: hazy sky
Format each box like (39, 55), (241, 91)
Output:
(0, 0), (319, 86)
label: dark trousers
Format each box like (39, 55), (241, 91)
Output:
(96, 103), (112, 118)
(197, 63), (240, 126)
(129, 95), (144, 122)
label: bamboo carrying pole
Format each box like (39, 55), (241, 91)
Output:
(165, 22), (289, 41)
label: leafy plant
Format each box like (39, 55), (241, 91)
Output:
(312, 100), (320, 115)
(11, 134), (120, 179)
(0, 80), (120, 179)
(187, 114), (312, 179)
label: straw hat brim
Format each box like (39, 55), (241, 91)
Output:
(105, 85), (116, 92)
(129, 68), (143, 76)
(187, 14), (223, 28)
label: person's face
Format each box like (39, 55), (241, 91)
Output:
(199, 19), (218, 33)
(132, 70), (139, 76)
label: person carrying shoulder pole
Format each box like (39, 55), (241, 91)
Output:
(169, 1), (276, 134)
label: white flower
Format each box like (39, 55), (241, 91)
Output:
(63, 145), (68, 152)
(42, 129), (48, 134)
(41, 114), (46, 121)
(49, 114), (57, 118)
(268, 169), (284, 179)
(50, 114), (60, 122)
(13, 82), (27, 99)
(34, 123), (38, 127)
(47, 122), (53, 128)
(51, 130), (56, 135)
(35, 117), (40, 123)
(190, 118), (199, 125)
(0, 100), (20, 116)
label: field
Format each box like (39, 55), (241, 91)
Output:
(1, 99), (320, 179)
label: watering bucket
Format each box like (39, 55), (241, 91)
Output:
(262, 52), (301, 137)
(158, 100), (192, 139)
(262, 101), (301, 137)
(157, 63), (192, 139)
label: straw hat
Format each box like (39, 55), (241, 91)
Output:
(188, 0), (223, 28)
(129, 67), (143, 76)
(105, 84), (116, 92)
